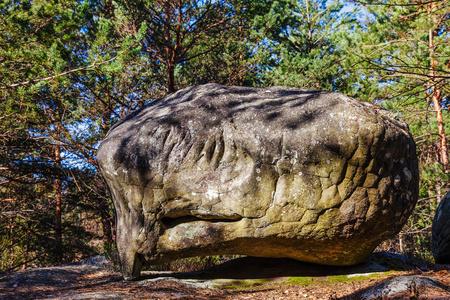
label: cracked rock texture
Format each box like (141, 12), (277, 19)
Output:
(97, 84), (419, 280)
(432, 192), (450, 264)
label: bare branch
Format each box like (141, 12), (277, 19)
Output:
(362, 38), (429, 48)
(1, 57), (117, 89)
(352, 0), (445, 7)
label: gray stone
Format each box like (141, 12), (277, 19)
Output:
(97, 84), (419, 280)
(360, 275), (445, 299)
(45, 292), (130, 299)
(432, 192), (450, 264)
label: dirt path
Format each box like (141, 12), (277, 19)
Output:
(1, 253), (449, 299)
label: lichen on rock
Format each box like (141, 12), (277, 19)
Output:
(97, 84), (419, 280)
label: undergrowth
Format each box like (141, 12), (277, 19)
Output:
(148, 255), (243, 273)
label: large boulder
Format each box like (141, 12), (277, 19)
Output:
(432, 192), (450, 264)
(97, 84), (419, 280)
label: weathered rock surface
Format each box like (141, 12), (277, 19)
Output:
(97, 83), (419, 280)
(433, 192), (450, 264)
(359, 275), (447, 300)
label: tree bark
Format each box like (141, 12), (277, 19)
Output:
(428, 2), (448, 169)
(167, 63), (175, 94)
(9, 216), (14, 270)
(22, 230), (29, 270)
(54, 145), (63, 263)
(164, 1), (176, 94)
(100, 210), (113, 247)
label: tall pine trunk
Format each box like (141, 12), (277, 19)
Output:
(164, 1), (176, 94)
(54, 145), (63, 263)
(428, 2), (449, 169)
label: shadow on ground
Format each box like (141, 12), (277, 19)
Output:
(141, 251), (422, 281)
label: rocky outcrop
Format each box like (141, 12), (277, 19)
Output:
(97, 84), (419, 280)
(432, 192), (450, 264)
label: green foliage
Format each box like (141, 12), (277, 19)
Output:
(0, 0), (265, 270)
(345, 0), (450, 103)
(0, 0), (114, 269)
(254, 0), (357, 91)
(348, 0), (450, 261)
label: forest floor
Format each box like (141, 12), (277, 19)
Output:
(0, 252), (449, 299)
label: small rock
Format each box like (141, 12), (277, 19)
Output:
(360, 275), (445, 299)
(45, 292), (130, 299)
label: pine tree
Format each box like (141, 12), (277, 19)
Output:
(348, 0), (450, 260)
(349, 0), (450, 168)
(0, 0), (266, 269)
(254, 0), (357, 91)
(109, 0), (258, 94)
(0, 0), (108, 268)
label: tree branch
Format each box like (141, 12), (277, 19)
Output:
(1, 57), (117, 89)
(361, 38), (429, 48)
(352, 0), (444, 7)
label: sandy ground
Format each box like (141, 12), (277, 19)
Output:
(0, 253), (449, 299)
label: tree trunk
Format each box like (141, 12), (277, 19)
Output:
(431, 88), (448, 166)
(101, 109), (111, 138)
(167, 64), (175, 94)
(164, 1), (176, 94)
(100, 210), (113, 247)
(9, 216), (14, 270)
(22, 230), (29, 270)
(428, 2), (448, 169)
(54, 145), (63, 263)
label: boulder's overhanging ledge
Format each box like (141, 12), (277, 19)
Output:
(97, 84), (419, 280)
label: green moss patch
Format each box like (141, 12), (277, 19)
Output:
(288, 271), (394, 286)
(219, 279), (267, 289)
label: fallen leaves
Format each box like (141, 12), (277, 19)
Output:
(0, 261), (449, 300)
